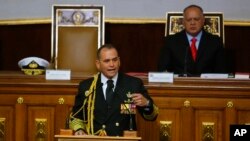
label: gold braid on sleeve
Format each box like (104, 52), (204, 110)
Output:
(143, 104), (159, 120)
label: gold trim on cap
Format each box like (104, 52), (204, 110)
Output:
(21, 69), (45, 75)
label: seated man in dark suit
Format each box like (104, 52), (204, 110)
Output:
(70, 44), (158, 136)
(158, 4), (228, 76)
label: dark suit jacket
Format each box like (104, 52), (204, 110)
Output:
(158, 30), (228, 76)
(71, 72), (156, 136)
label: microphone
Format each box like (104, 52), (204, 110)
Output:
(116, 87), (135, 131)
(183, 45), (189, 77)
(116, 87), (138, 137)
(65, 114), (70, 129)
(122, 102), (134, 131)
(59, 109), (73, 135)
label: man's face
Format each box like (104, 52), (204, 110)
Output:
(96, 48), (120, 79)
(183, 7), (205, 36)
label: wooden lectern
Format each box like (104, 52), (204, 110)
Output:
(55, 135), (141, 141)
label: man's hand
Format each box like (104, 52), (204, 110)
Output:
(131, 93), (149, 107)
(74, 129), (87, 135)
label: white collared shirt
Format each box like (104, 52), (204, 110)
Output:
(186, 31), (202, 50)
(101, 73), (118, 99)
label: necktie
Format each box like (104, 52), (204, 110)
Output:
(190, 38), (197, 61)
(106, 79), (114, 104)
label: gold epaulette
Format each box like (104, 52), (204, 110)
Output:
(143, 104), (159, 120)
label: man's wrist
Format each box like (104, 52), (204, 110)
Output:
(146, 100), (150, 107)
(144, 100), (152, 112)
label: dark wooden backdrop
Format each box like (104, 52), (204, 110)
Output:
(0, 23), (249, 73)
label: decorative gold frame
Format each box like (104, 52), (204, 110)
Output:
(51, 5), (104, 71)
(165, 12), (224, 42)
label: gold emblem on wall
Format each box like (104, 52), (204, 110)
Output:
(160, 121), (172, 141)
(202, 122), (214, 141)
(0, 118), (5, 141)
(35, 118), (47, 141)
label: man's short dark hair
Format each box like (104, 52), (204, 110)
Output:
(97, 44), (118, 59)
(183, 4), (204, 14)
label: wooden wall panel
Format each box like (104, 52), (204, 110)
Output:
(0, 24), (51, 70)
(15, 104), (27, 141)
(0, 106), (14, 141)
(195, 110), (223, 141)
(0, 23), (250, 73)
(0, 72), (250, 141)
(224, 26), (250, 72)
(159, 109), (180, 141)
(54, 104), (73, 134)
(105, 23), (165, 72)
(238, 111), (250, 124)
(237, 109), (250, 140)
(28, 106), (55, 141)
(180, 107), (195, 141)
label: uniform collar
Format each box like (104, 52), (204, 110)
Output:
(100, 73), (118, 87)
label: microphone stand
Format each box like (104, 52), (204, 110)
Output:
(129, 113), (133, 131)
(59, 110), (73, 135)
(183, 45), (189, 77)
(123, 103), (138, 137)
(116, 87), (138, 137)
